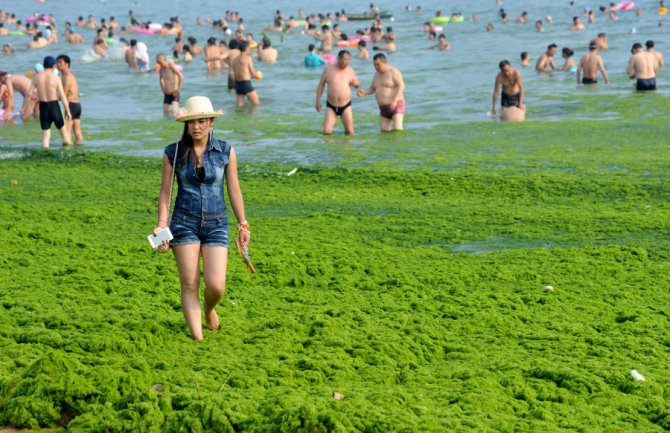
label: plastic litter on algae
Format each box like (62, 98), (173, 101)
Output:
(1, 113), (670, 433)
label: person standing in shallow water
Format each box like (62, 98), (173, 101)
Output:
(357, 53), (406, 132)
(492, 59), (525, 121)
(315, 50), (360, 135)
(57, 54), (84, 144)
(153, 96), (250, 340)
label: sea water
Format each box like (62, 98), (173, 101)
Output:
(0, 0), (667, 155)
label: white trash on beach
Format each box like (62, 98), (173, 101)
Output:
(630, 369), (645, 381)
(287, 168), (298, 176)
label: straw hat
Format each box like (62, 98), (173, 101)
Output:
(175, 96), (223, 122)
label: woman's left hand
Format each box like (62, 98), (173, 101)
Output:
(239, 228), (251, 247)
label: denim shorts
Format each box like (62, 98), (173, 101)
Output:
(169, 214), (229, 248)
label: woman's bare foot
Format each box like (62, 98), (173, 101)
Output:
(205, 307), (220, 330)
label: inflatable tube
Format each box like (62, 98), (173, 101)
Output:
(337, 39), (361, 47)
(9, 31), (25, 36)
(134, 28), (156, 34)
(148, 22), (162, 31)
(616, 1), (635, 10)
(430, 16), (451, 24)
(450, 15), (465, 23)
(322, 53), (336, 64)
(347, 11), (392, 20)
(0, 109), (19, 121)
(659, 6), (668, 14)
(294, 20), (307, 26)
(155, 62), (183, 73)
(431, 25), (443, 32)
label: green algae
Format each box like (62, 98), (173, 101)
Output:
(1, 146), (670, 432)
(1, 94), (670, 431)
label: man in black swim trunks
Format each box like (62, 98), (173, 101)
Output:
(577, 41), (609, 86)
(157, 53), (183, 117)
(315, 50), (360, 134)
(231, 40), (260, 107)
(27, 55), (71, 147)
(57, 54), (84, 144)
(627, 43), (658, 91)
(492, 60), (525, 119)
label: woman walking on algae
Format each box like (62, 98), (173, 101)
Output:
(152, 96), (250, 340)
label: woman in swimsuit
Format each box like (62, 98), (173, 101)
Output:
(560, 47), (577, 72)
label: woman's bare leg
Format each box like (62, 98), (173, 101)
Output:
(173, 244), (203, 339)
(201, 246), (229, 330)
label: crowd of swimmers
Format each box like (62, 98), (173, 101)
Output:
(0, 1), (667, 143)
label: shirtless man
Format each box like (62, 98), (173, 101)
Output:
(356, 40), (370, 59)
(156, 53), (183, 116)
(57, 54), (84, 144)
(204, 37), (223, 71)
(226, 39), (241, 91)
(627, 43), (658, 91)
(231, 41), (260, 107)
(357, 53), (405, 132)
(8, 73), (36, 121)
(315, 25), (334, 53)
(577, 41), (609, 85)
(125, 39), (137, 69)
(27, 56), (71, 147)
(492, 60), (526, 121)
(315, 50), (360, 135)
(65, 28), (83, 44)
(646, 40), (664, 71)
(373, 26), (397, 52)
(257, 38), (278, 64)
(569, 16), (585, 30)
(429, 34), (451, 51)
(28, 33), (49, 49)
(93, 39), (106, 57)
(595, 33), (608, 50)
(536, 43), (557, 73)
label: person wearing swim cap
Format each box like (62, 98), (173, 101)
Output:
(26, 56), (71, 147)
(357, 53), (406, 132)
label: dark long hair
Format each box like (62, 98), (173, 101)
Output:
(176, 123), (195, 167)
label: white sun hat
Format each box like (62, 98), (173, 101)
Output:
(175, 96), (223, 122)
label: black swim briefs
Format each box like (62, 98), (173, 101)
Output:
(235, 80), (254, 95)
(636, 77), (656, 91)
(68, 102), (82, 120)
(581, 77), (598, 84)
(326, 100), (352, 116)
(39, 101), (64, 130)
(163, 92), (180, 105)
(501, 91), (520, 108)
